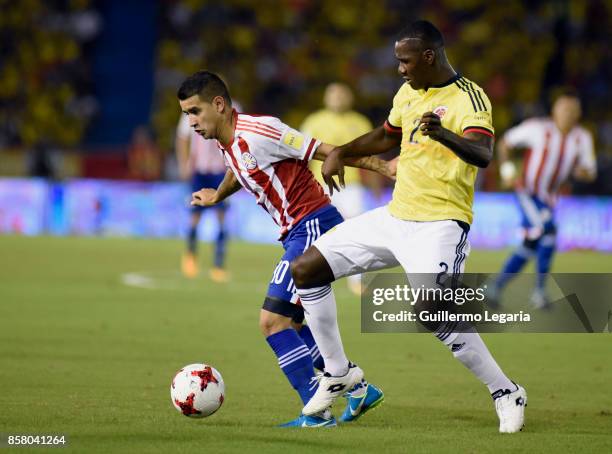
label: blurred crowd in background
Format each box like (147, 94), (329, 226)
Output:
(0, 0), (610, 193)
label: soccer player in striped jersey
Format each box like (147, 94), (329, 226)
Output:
(178, 71), (393, 427)
(290, 20), (527, 433)
(491, 91), (597, 308)
(176, 109), (239, 282)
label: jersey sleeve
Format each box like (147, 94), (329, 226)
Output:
(503, 120), (539, 148)
(459, 89), (495, 137)
(575, 130), (597, 173)
(274, 122), (321, 163)
(384, 88), (403, 135)
(176, 115), (191, 140)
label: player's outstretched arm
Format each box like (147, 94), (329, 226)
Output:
(320, 126), (401, 194)
(314, 143), (395, 183)
(191, 169), (241, 207)
(419, 111), (493, 168)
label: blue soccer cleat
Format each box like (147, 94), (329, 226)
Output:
(339, 383), (384, 423)
(278, 409), (337, 428)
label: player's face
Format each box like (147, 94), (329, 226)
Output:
(552, 96), (581, 132)
(179, 95), (223, 140)
(395, 40), (431, 90)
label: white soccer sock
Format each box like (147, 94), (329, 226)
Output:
(297, 285), (349, 376)
(437, 321), (515, 393)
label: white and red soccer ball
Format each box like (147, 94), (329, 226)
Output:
(171, 364), (225, 418)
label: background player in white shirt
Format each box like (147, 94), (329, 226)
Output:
(176, 103), (240, 282)
(491, 91), (597, 307)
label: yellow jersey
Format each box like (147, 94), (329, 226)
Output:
(300, 109), (372, 185)
(386, 75), (494, 224)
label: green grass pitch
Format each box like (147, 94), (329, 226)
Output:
(1, 236), (611, 453)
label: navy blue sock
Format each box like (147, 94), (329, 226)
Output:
(297, 325), (325, 371)
(187, 226), (197, 254)
(495, 245), (534, 290)
(266, 329), (317, 405)
(536, 235), (556, 290)
(214, 228), (226, 268)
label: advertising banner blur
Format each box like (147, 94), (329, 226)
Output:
(0, 179), (610, 251)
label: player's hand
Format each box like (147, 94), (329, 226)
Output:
(386, 157), (399, 180)
(191, 188), (218, 207)
(321, 148), (345, 195)
(419, 112), (446, 140)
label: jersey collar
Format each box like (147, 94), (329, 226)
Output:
(417, 73), (461, 95)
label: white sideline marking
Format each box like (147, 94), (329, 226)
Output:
(120, 271), (266, 292)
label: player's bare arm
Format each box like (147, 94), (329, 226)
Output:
(314, 142), (396, 190)
(175, 134), (192, 180)
(321, 126), (401, 194)
(419, 111), (493, 168)
(191, 169), (240, 207)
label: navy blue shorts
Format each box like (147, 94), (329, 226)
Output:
(191, 172), (227, 212)
(263, 205), (344, 318)
(516, 192), (556, 239)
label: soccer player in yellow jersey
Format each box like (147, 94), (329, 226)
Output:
(290, 21), (527, 433)
(301, 83), (373, 219)
(301, 82), (374, 295)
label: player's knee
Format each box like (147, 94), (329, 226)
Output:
(290, 248), (334, 288)
(259, 310), (291, 337)
(522, 237), (539, 251)
(290, 255), (313, 288)
(413, 297), (453, 333)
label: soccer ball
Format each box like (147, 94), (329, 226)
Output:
(170, 363), (225, 418)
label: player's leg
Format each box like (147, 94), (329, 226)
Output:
(331, 184), (367, 295)
(532, 217), (557, 308)
(265, 225), (337, 427)
(291, 207), (398, 415)
(292, 313), (325, 371)
(182, 210), (202, 278)
(397, 220), (526, 433)
(182, 172), (206, 278)
(491, 193), (542, 304)
(209, 203), (229, 282)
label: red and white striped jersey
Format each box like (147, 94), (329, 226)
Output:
(219, 111), (330, 238)
(505, 118), (596, 204)
(176, 101), (243, 174)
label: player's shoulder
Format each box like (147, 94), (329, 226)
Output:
(573, 124), (593, 139)
(237, 112), (286, 130)
(450, 76), (491, 110)
(236, 113), (286, 142)
(519, 117), (553, 130)
(303, 109), (329, 122)
(394, 82), (413, 100)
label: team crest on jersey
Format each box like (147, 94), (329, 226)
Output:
(241, 152), (258, 170)
(433, 105), (448, 119)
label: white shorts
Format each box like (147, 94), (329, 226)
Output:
(328, 184), (365, 220)
(313, 206), (471, 279)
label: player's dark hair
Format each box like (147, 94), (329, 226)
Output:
(551, 86), (580, 102)
(397, 20), (444, 49)
(177, 70), (232, 105)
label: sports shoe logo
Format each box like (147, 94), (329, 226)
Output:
(451, 342), (466, 352)
(515, 396), (525, 406)
(327, 384), (346, 393)
(301, 419), (331, 428)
